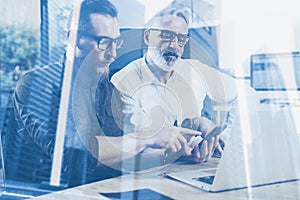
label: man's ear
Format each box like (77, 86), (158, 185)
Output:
(67, 30), (83, 50)
(144, 30), (150, 45)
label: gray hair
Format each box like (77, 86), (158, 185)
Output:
(146, 8), (189, 28)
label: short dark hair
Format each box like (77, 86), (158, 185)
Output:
(68, 0), (118, 32)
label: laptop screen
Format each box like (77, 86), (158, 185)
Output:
(250, 52), (300, 91)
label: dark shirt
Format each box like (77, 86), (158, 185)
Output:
(10, 60), (123, 187)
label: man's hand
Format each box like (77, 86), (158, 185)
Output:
(181, 116), (226, 163)
(148, 126), (202, 153)
(187, 135), (220, 162)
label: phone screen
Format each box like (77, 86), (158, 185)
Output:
(198, 125), (227, 149)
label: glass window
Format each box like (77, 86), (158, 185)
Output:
(2, 1), (298, 199)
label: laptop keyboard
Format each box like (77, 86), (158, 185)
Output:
(192, 169), (217, 185)
(193, 175), (215, 185)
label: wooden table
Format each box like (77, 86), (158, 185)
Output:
(32, 158), (300, 199)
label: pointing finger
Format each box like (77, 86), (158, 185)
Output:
(178, 127), (202, 136)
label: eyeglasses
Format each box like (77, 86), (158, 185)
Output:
(149, 29), (189, 46)
(79, 31), (124, 50)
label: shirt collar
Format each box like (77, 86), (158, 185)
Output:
(140, 53), (161, 84)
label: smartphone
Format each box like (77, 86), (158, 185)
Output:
(198, 124), (227, 150)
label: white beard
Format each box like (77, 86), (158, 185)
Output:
(147, 48), (178, 72)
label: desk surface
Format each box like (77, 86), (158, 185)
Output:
(33, 158), (300, 200)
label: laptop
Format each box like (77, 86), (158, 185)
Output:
(166, 109), (300, 192)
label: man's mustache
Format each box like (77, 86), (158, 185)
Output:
(162, 50), (179, 58)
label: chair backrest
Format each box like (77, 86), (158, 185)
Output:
(109, 27), (219, 77)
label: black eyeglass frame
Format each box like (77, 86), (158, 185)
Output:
(78, 31), (124, 50)
(148, 28), (189, 46)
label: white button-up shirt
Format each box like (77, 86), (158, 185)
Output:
(111, 55), (237, 133)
